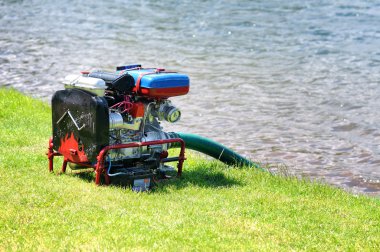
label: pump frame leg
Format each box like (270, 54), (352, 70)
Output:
(95, 163), (102, 185)
(61, 159), (68, 173)
(48, 138), (54, 172)
(47, 137), (63, 173)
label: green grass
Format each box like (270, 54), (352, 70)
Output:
(0, 88), (379, 251)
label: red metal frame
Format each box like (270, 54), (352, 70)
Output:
(47, 137), (186, 186)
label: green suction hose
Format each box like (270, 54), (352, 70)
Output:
(168, 132), (261, 169)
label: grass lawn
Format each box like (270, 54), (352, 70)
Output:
(0, 88), (379, 251)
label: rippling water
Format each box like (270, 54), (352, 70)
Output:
(1, 0), (380, 196)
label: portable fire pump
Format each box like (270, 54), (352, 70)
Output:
(48, 65), (188, 191)
(47, 64), (258, 191)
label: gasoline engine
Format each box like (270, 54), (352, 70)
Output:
(48, 65), (188, 191)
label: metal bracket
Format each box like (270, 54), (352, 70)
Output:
(57, 110), (86, 131)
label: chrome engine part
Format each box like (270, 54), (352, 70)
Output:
(107, 101), (174, 162)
